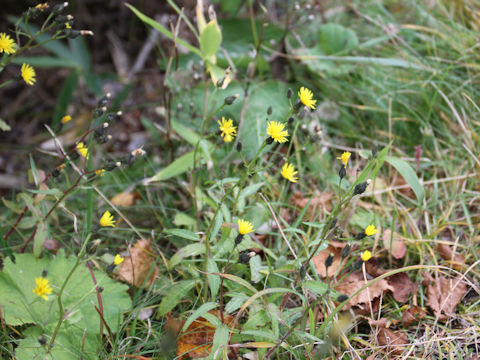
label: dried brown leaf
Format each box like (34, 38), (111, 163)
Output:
(376, 327), (409, 356)
(291, 191), (332, 220)
(423, 272), (467, 321)
(382, 229), (406, 260)
(402, 305), (426, 327)
(436, 242), (465, 269)
(117, 239), (159, 287)
(43, 238), (61, 254)
(111, 190), (137, 207)
(312, 242), (346, 278)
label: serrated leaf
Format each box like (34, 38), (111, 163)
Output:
(157, 280), (196, 316)
(200, 20), (222, 59)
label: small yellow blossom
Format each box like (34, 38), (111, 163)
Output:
(337, 152), (351, 167)
(298, 86), (317, 110)
(218, 117), (236, 143)
(65, 23), (71, 29)
(76, 142), (89, 159)
(238, 219), (254, 235)
(114, 254), (124, 265)
(100, 210), (116, 227)
(361, 250), (372, 262)
(0, 33), (16, 54)
(61, 115), (72, 124)
(35, 3), (49, 11)
(58, 163), (66, 171)
(32, 277), (53, 301)
(95, 169), (105, 176)
(281, 162), (298, 183)
(266, 121), (289, 143)
(21, 63), (36, 86)
(365, 225), (377, 236)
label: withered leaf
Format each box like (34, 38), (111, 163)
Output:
(423, 272), (467, 321)
(402, 305), (426, 327)
(436, 242), (465, 269)
(291, 191), (332, 220)
(369, 318), (409, 356)
(382, 229), (406, 260)
(312, 241), (347, 278)
(111, 190), (137, 207)
(117, 238), (159, 287)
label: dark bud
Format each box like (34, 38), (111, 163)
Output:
(234, 234), (244, 246)
(105, 161), (119, 171)
(372, 144), (379, 158)
(339, 165), (346, 180)
(93, 106), (106, 117)
(341, 244), (351, 260)
(52, 2), (68, 15)
(299, 264), (307, 280)
(356, 231), (367, 240)
(236, 141), (243, 152)
(96, 135), (108, 144)
(120, 154), (134, 166)
(97, 286), (104, 293)
(86, 240), (100, 254)
(288, 116), (294, 124)
(52, 169), (61, 178)
(94, 127), (106, 139)
(106, 113), (116, 122)
(106, 263), (115, 274)
(353, 259), (363, 271)
(98, 94), (110, 108)
(325, 253), (334, 268)
(337, 294), (349, 303)
(329, 217), (338, 230)
(224, 94), (239, 106)
(354, 180), (371, 195)
(69, 149), (79, 160)
(294, 101), (302, 113)
(266, 137), (274, 145)
(238, 251), (251, 264)
(65, 29), (82, 39)
(287, 88), (293, 99)
(38, 336), (47, 346)
(41, 270), (48, 277)
(267, 106), (272, 115)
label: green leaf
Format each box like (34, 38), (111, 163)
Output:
(181, 302), (218, 332)
(211, 324), (229, 358)
(304, 280), (329, 295)
(318, 24), (358, 55)
(144, 151), (196, 183)
(157, 280), (196, 316)
(237, 182), (264, 213)
(164, 228), (200, 241)
(386, 156), (424, 203)
(210, 211), (223, 243)
(28, 188), (63, 196)
(174, 212), (197, 227)
(200, 19), (222, 59)
(33, 221), (47, 258)
(53, 71), (79, 126)
(249, 255), (264, 283)
(169, 243), (204, 268)
(207, 258), (220, 299)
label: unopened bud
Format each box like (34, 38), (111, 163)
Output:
(236, 141), (242, 152)
(287, 88), (293, 99)
(234, 234), (244, 246)
(325, 253), (334, 268)
(337, 294), (349, 303)
(267, 106), (272, 115)
(339, 165), (346, 179)
(341, 244), (351, 259)
(38, 336), (47, 346)
(354, 179), (371, 195)
(299, 264), (306, 280)
(224, 94), (239, 105)
(41, 269), (48, 277)
(266, 137), (274, 145)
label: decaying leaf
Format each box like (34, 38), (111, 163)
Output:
(382, 229), (406, 260)
(111, 190), (137, 207)
(373, 321), (409, 356)
(312, 241), (347, 278)
(402, 305), (426, 327)
(423, 272), (467, 321)
(334, 271), (393, 310)
(436, 242), (465, 269)
(166, 310), (235, 359)
(43, 238), (61, 254)
(117, 238), (159, 287)
(291, 191), (332, 219)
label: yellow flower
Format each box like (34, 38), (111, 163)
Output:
(238, 219), (254, 235)
(32, 277), (53, 301)
(281, 162), (298, 183)
(218, 117), (236, 143)
(266, 121), (289, 143)
(361, 250), (372, 262)
(0, 33), (16, 54)
(365, 225), (377, 236)
(114, 254), (124, 265)
(21, 63), (36, 86)
(76, 142), (89, 159)
(65, 23), (72, 29)
(58, 163), (66, 171)
(337, 152), (351, 167)
(61, 115), (72, 124)
(35, 3), (49, 11)
(100, 210), (116, 227)
(95, 169), (105, 176)
(298, 86), (316, 110)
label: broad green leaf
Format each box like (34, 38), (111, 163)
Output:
(164, 228), (200, 241)
(211, 324), (229, 359)
(207, 258), (220, 299)
(318, 24), (358, 55)
(386, 156), (424, 203)
(200, 20), (222, 59)
(174, 212), (197, 227)
(157, 280), (196, 316)
(33, 221), (47, 258)
(181, 302), (218, 332)
(169, 243), (204, 268)
(304, 280), (329, 295)
(28, 188), (63, 196)
(237, 182), (264, 213)
(249, 255), (264, 283)
(144, 151), (196, 183)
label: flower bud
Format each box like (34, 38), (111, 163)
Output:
(234, 234), (244, 246)
(239, 251), (255, 264)
(38, 336), (47, 346)
(299, 264), (306, 280)
(354, 179), (371, 195)
(337, 294), (349, 303)
(224, 94), (239, 105)
(41, 269), (48, 277)
(287, 88), (293, 99)
(236, 141), (242, 152)
(339, 165), (346, 179)
(267, 106), (272, 115)
(325, 253), (334, 268)
(341, 244), (351, 260)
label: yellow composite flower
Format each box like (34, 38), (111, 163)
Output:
(35, 3), (49, 11)
(21, 63), (36, 86)
(218, 117), (236, 143)
(361, 250), (372, 262)
(281, 162), (298, 183)
(238, 219), (254, 235)
(100, 210), (116, 227)
(298, 86), (317, 110)
(0, 33), (16, 54)
(61, 115), (72, 124)
(32, 277), (53, 301)
(95, 169), (105, 176)
(364, 225), (377, 236)
(65, 22), (72, 29)
(337, 151), (351, 167)
(114, 254), (124, 265)
(76, 142), (89, 159)
(266, 121), (289, 143)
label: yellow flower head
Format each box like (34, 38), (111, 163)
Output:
(57, 163), (66, 171)
(114, 254), (124, 266)
(61, 115), (72, 124)
(32, 277), (53, 301)
(238, 219), (254, 235)
(365, 225), (377, 236)
(21, 63), (36, 86)
(35, 3), (49, 11)
(298, 86), (317, 110)
(281, 162), (298, 183)
(65, 22), (72, 29)
(218, 117), (236, 143)
(0, 33), (16, 54)
(337, 151), (351, 167)
(266, 121), (289, 143)
(95, 169), (105, 176)
(76, 142), (89, 159)
(100, 210), (116, 227)
(361, 250), (372, 262)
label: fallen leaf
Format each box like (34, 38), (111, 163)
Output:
(111, 190), (137, 207)
(436, 242), (465, 269)
(382, 229), (406, 259)
(312, 242), (347, 278)
(402, 305), (426, 327)
(291, 191), (332, 220)
(334, 271), (393, 310)
(423, 272), (467, 321)
(376, 327), (408, 356)
(43, 238), (61, 254)
(166, 310), (235, 359)
(117, 239), (159, 287)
